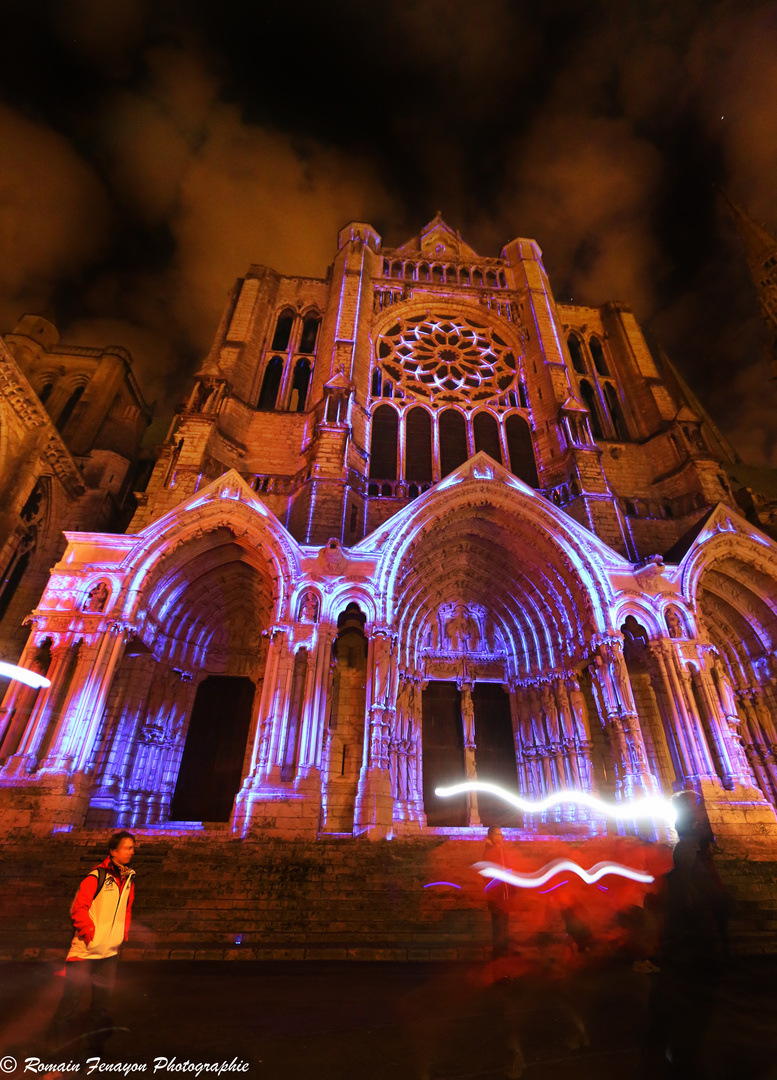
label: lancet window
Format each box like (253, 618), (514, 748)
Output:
(258, 356), (284, 411)
(56, 383), (85, 433)
(567, 333), (629, 441)
(369, 404), (399, 480)
(257, 308), (320, 411)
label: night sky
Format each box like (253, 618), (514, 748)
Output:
(1, 0), (776, 465)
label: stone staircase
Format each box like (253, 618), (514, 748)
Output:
(1, 832), (776, 961)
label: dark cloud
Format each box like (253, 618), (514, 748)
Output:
(0, 103), (110, 327)
(0, 0), (775, 463)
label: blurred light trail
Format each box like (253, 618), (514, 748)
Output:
(423, 881), (462, 889)
(435, 781), (677, 826)
(473, 858), (655, 889)
(0, 661), (51, 689)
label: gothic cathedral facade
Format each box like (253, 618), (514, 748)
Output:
(2, 216), (777, 847)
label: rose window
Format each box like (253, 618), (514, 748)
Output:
(376, 313), (520, 405)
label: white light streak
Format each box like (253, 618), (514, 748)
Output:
(435, 781), (677, 827)
(473, 858), (655, 889)
(0, 661), (51, 689)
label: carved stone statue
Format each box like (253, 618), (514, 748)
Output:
(85, 582), (109, 612)
(460, 685), (476, 747)
(372, 631), (396, 707)
(554, 678), (573, 740)
(298, 590), (319, 623)
(566, 674), (589, 740)
(715, 666), (739, 719)
(444, 606), (469, 652)
(540, 682), (560, 741)
(666, 608), (684, 639)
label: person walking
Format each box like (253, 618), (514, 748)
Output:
(483, 825), (511, 959)
(47, 830), (136, 1055)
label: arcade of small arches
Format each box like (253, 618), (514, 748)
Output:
(368, 402), (539, 494)
(381, 257), (509, 290)
(0, 477), (776, 843)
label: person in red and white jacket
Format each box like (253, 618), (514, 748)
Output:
(47, 830), (136, 1054)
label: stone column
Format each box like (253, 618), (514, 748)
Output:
(590, 635), (661, 801)
(407, 678), (425, 825)
(735, 688), (776, 802)
(16, 642), (80, 772)
(297, 622), (336, 777)
(354, 626), (397, 836)
(566, 674), (596, 794)
(90, 654), (156, 813)
(688, 650), (743, 789)
(459, 682), (480, 826)
(260, 626), (294, 784)
(508, 683), (531, 798)
(513, 684), (539, 800)
(241, 625), (289, 787)
(745, 687), (777, 796)
(60, 625), (129, 776)
(645, 641), (695, 784)
(0, 633), (54, 766)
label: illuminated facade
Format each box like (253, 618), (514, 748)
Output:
(1, 216), (777, 847)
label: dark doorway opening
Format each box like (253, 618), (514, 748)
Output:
(422, 681), (467, 826)
(170, 675), (255, 822)
(472, 683), (521, 826)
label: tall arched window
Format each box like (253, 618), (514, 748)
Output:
(371, 369), (382, 397)
(271, 312), (294, 351)
(579, 380), (603, 439)
(603, 382), (628, 440)
(290, 359), (311, 412)
(518, 381), (528, 409)
(505, 414), (538, 487)
(405, 406), (433, 482)
(258, 356), (284, 411)
(473, 411), (502, 465)
(369, 404), (399, 480)
(56, 385), (84, 432)
(298, 316), (320, 354)
(38, 382), (54, 405)
(589, 338), (609, 376)
(567, 335), (586, 374)
(439, 408), (468, 477)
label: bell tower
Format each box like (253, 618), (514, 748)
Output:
(722, 191), (777, 376)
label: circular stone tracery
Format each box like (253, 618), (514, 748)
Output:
(376, 312), (521, 405)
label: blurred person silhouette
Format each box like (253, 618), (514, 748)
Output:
(644, 791), (730, 1078)
(483, 825), (511, 959)
(46, 830), (136, 1057)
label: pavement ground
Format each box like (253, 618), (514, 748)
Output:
(1, 958), (777, 1080)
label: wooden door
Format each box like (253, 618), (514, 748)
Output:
(472, 682), (521, 826)
(170, 675), (255, 822)
(422, 681), (467, 826)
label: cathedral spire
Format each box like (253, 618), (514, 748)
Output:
(720, 190), (777, 375)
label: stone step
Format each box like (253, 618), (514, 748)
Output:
(2, 832), (776, 960)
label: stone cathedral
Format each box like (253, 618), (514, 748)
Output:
(2, 213), (777, 849)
